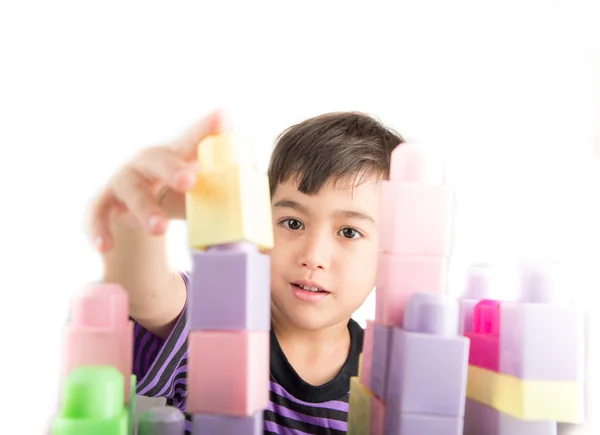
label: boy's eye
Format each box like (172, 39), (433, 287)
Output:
(281, 218), (304, 230)
(339, 228), (362, 239)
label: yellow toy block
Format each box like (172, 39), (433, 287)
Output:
(186, 133), (274, 250)
(467, 365), (584, 423)
(348, 376), (374, 435)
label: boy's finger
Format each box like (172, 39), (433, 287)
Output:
(131, 147), (199, 192)
(112, 172), (169, 235)
(170, 109), (227, 159)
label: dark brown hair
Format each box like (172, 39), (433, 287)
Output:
(268, 111), (404, 196)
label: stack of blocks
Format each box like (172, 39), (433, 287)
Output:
(348, 142), (470, 434)
(50, 284), (137, 434)
(184, 132), (273, 433)
(461, 263), (586, 435)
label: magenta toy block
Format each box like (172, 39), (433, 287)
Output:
(378, 182), (452, 256)
(464, 398), (557, 435)
(499, 264), (585, 381)
(138, 406), (185, 435)
(464, 299), (500, 370)
(386, 412), (463, 435)
(371, 323), (392, 399)
(379, 143), (451, 256)
(386, 293), (469, 417)
(192, 412), (262, 434)
(375, 253), (447, 326)
(188, 242), (270, 331)
(459, 265), (492, 333)
(187, 330), (270, 416)
(370, 396), (385, 435)
(359, 320), (374, 390)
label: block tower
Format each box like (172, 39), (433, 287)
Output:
(462, 262), (586, 434)
(184, 132), (273, 433)
(347, 142), (469, 434)
(50, 283), (137, 435)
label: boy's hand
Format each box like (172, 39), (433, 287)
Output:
(87, 110), (226, 253)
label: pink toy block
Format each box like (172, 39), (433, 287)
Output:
(464, 299), (500, 370)
(464, 398), (557, 435)
(370, 395), (386, 435)
(459, 265), (492, 333)
(187, 330), (269, 416)
(499, 264), (585, 381)
(375, 253), (447, 326)
(378, 182), (452, 256)
(385, 293), (469, 418)
(189, 242), (270, 331)
(62, 283), (133, 402)
(371, 323), (392, 399)
(192, 412), (262, 434)
(359, 320), (374, 390)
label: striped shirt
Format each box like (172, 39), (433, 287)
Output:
(133, 271), (364, 434)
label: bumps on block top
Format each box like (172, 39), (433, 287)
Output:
(390, 142), (444, 184)
(461, 265), (491, 300)
(71, 283), (128, 328)
(403, 293), (459, 336)
(518, 262), (563, 304)
(197, 132), (253, 171)
(138, 407), (185, 435)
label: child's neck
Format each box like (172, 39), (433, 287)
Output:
(271, 312), (352, 386)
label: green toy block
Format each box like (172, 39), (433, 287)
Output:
(51, 366), (128, 435)
(128, 375), (137, 435)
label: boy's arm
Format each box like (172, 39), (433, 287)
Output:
(102, 211), (186, 339)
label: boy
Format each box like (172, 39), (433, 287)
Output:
(88, 110), (404, 434)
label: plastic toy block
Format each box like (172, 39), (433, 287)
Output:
(464, 299), (500, 370)
(370, 395), (385, 435)
(188, 242), (270, 331)
(378, 143), (451, 256)
(459, 265), (492, 333)
(347, 376), (373, 435)
(499, 264), (585, 381)
(386, 293), (469, 417)
(375, 253), (447, 326)
(127, 375), (136, 435)
(191, 412), (262, 434)
(187, 330), (269, 416)
(371, 323), (392, 399)
(186, 133), (273, 250)
(51, 366), (128, 435)
(466, 365), (584, 423)
(464, 398), (557, 435)
(62, 283), (133, 402)
(386, 413), (464, 435)
(359, 320), (374, 390)
(137, 406), (185, 435)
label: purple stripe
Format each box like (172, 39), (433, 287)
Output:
(270, 381), (349, 411)
(138, 322), (189, 395)
(156, 363), (188, 397)
(264, 420), (313, 435)
(133, 328), (153, 378)
(268, 401), (347, 431)
(142, 339), (159, 379)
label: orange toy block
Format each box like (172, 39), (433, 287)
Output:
(186, 132), (274, 250)
(375, 253), (447, 327)
(187, 330), (270, 416)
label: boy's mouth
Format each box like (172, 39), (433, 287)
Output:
(291, 283), (329, 293)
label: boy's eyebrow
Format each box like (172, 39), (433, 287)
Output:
(273, 199), (375, 223)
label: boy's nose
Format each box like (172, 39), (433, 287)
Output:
(298, 235), (331, 270)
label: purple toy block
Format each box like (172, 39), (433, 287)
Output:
(138, 406), (185, 435)
(385, 412), (463, 435)
(371, 323), (392, 399)
(385, 293), (469, 417)
(464, 399), (557, 435)
(189, 242), (270, 331)
(499, 263), (585, 381)
(459, 265), (492, 334)
(192, 412), (263, 434)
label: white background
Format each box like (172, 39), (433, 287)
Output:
(1, 0), (599, 433)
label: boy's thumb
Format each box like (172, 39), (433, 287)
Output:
(170, 109), (229, 158)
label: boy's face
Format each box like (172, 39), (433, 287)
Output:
(269, 175), (380, 331)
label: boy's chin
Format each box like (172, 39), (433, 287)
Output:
(278, 306), (349, 332)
